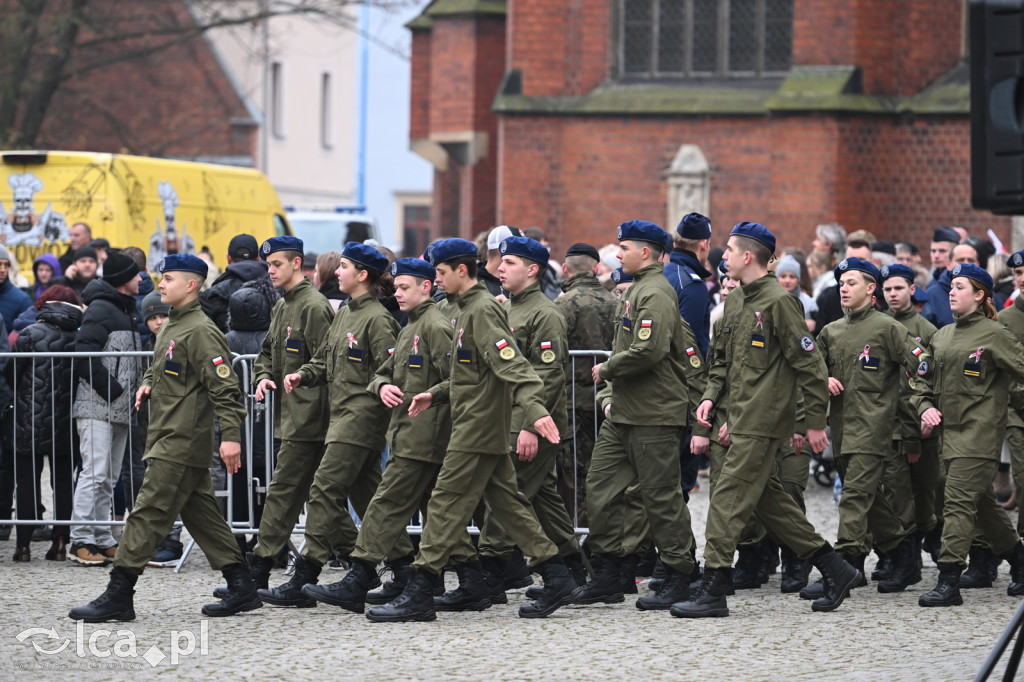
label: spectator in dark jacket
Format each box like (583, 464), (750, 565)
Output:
(53, 247), (99, 300)
(6, 287), (83, 562)
(199, 234), (269, 333)
(0, 245), (32, 330)
(315, 251), (345, 312)
(69, 252), (142, 566)
(25, 253), (61, 301)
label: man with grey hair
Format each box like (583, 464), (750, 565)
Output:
(812, 223), (847, 263)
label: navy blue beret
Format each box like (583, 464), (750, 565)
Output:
(617, 219), (668, 247)
(610, 267), (633, 284)
(390, 257), (435, 281)
(1007, 250), (1024, 269)
(932, 226), (961, 244)
(834, 256), (880, 284)
(342, 241), (389, 273)
(911, 286), (928, 303)
(158, 254), (208, 277)
(499, 235), (549, 267)
(430, 238), (478, 265)
(730, 221), (776, 254)
(950, 263), (994, 291)
(677, 212), (711, 240)
(879, 263), (915, 284)
(261, 236), (304, 259)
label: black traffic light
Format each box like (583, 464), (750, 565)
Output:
(971, 0), (1024, 214)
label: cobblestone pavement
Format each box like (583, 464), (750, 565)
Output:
(1, 476), (1020, 680)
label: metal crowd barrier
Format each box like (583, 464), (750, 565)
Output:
(0, 348), (612, 567)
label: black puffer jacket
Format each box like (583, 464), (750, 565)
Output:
(12, 302), (83, 455)
(225, 277), (280, 355)
(200, 260), (270, 333)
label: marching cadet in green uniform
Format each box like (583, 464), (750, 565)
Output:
(70, 254), (259, 622)
(917, 264), (1024, 606)
(878, 264), (940, 582)
(365, 238), (576, 622)
(478, 236), (582, 598)
(212, 236), (334, 596)
(553, 242), (617, 527)
(260, 242), (414, 607)
(803, 257), (927, 596)
(677, 221), (860, 618)
(302, 257), (453, 612)
(1001, 249), (1024, 541)
(571, 220), (698, 611)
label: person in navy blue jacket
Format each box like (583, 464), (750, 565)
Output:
(664, 212), (712, 358)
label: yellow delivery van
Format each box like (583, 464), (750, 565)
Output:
(0, 150), (291, 272)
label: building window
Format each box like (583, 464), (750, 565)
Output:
(271, 61), (285, 139)
(620, 0), (793, 79)
(320, 72), (334, 149)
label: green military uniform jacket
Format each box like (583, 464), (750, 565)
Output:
(368, 299), (453, 464)
(916, 310), (1024, 460)
(702, 273), (828, 439)
(142, 298), (245, 468)
(597, 262), (697, 427)
(694, 311), (732, 442)
(507, 282), (569, 435)
(296, 292), (400, 449)
(427, 282), (549, 455)
(252, 278), (334, 442)
(886, 306), (939, 453)
(554, 272), (616, 410)
(1000, 297), (1024, 430)
(818, 304), (930, 456)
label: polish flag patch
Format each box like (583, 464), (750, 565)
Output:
(640, 320), (653, 328)
(495, 339), (510, 350)
(540, 341), (552, 350)
(912, 347), (923, 357)
(685, 347), (696, 356)
(212, 356), (225, 366)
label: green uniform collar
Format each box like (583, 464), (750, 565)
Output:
(169, 297), (201, 320)
(347, 291), (375, 310)
(843, 303), (875, 323)
(632, 262), (664, 281)
(510, 281), (543, 305)
(742, 271), (777, 295)
(283, 277), (311, 301)
(455, 282), (486, 309)
(407, 298), (435, 322)
(1016, 296), (1024, 314)
(954, 308), (986, 328)
(888, 305), (918, 322)
(560, 271), (601, 293)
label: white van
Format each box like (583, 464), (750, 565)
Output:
(285, 208), (378, 255)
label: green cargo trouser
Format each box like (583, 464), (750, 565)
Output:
(899, 437), (941, 534)
(585, 422), (694, 574)
(558, 407), (602, 528)
(1007, 426), (1024, 537)
(479, 436), (578, 559)
(704, 434), (825, 569)
(116, 459), (241, 575)
(302, 441), (414, 568)
(939, 457), (1020, 568)
(413, 449), (558, 574)
(351, 454), (440, 565)
(833, 451), (905, 557)
(253, 439), (325, 560)
(882, 441), (918, 538)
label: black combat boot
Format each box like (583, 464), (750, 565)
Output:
(918, 562), (963, 607)
(202, 563), (263, 617)
(959, 545), (996, 589)
(647, 556), (667, 593)
(258, 556), (321, 607)
(519, 556), (576, 618)
(433, 560), (492, 611)
(213, 552), (274, 599)
(732, 543), (766, 590)
(636, 565), (690, 611)
(669, 566), (731, 618)
(780, 545), (810, 594)
(503, 548), (534, 590)
(800, 553), (864, 600)
(365, 557), (413, 605)
(365, 570), (439, 622)
(870, 549), (892, 581)
(922, 524), (943, 564)
(619, 553), (641, 594)
(571, 554), (624, 604)
(878, 536), (921, 593)
(1001, 542), (1024, 596)
(301, 558), (381, 612)
(69, 566), (138, 622)
(809, 548), (863, 612)
(480, 555), (510, 605)
(526, 552), (587, 600)
(635, 546), (658, 578)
